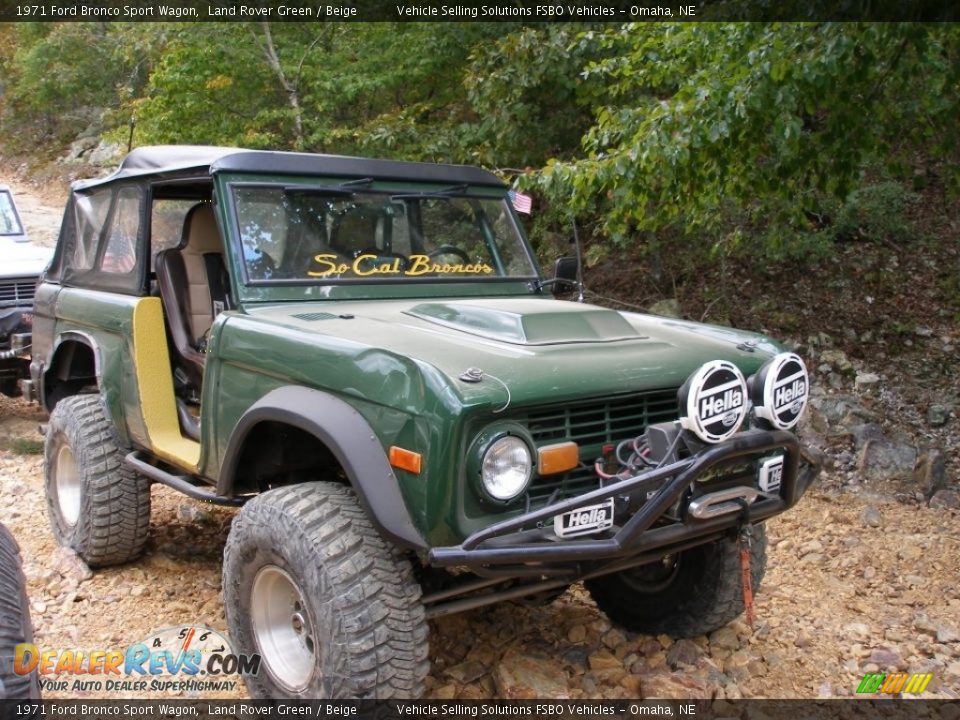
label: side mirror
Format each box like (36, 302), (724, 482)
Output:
(551, 256), (578, 295)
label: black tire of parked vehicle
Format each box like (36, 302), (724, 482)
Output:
(44, 395), (151, 567)
(585, 525), (767, 637)
(0, 524), (40, 700)
(223, 482), (430, 699)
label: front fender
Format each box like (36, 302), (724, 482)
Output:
(218, 386), (427, 551)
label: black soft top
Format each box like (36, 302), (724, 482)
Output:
(72, 145), (506, 190)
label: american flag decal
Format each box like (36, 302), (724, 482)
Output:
(509, 190), (533, 215)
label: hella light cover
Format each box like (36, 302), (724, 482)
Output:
(679, 360), (748, 443)
(752, 352), (810, 430)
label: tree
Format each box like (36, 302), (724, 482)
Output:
(532, 23), (960, 253)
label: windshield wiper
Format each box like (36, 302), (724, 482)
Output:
(390, 183), (469, 200)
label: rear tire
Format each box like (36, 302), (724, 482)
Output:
(585, 526), (767, 637)
(44, 395), (151, 567)
(0, 524), (40, 700)
(223, 482), (429, 699)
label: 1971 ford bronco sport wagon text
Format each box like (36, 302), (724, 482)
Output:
(28, 146), (818, 699)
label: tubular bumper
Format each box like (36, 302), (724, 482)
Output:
(428, 429), (817, 568)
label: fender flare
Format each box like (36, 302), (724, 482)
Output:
(218, 386), (427, 550)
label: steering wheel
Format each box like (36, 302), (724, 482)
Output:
(427, 245), (471, 263)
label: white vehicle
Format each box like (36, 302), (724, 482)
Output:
(1, 184), (53, 396)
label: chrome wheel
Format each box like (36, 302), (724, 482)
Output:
(250, 565), (316, 692)
(55, 444), (81, 527)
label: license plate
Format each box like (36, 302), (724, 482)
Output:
(554, 498), (614, 538)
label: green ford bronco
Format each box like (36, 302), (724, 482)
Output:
(29, 146), (818, 699)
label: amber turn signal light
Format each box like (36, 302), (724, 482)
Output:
(389, 446), (422, 474)
(537, 441), (579, 475)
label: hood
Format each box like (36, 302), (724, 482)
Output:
(0, 239), (53, 277)
(239, 297), (783, 410)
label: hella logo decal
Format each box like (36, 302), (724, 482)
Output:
(756, 353), (809, 430)
(680, 360), (748, 444)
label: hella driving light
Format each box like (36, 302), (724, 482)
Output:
(678, 360), (749, 444)
(481, 436), (532, 501)
(751, 352), (810, 430)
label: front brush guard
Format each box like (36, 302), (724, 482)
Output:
(429, 429), (816, 569)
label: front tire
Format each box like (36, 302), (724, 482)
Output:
(223, 482), (429, 699)
(0, 524), (40, 700)
(585, 525), (767, 637)
(44, 395), (151, 567)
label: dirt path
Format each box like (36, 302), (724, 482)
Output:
(0, 171), (68, 249)
(0, 180), (957, 701)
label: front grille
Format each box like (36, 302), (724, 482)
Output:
(511, 389), (681, 503)
(0, 277), (37, 308)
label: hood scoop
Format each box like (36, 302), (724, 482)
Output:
(405, 301), (643, 346)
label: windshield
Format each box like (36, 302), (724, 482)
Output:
(0, 190), (25, 236)
(232, 185), (537, 283)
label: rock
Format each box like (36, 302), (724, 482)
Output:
(866, 647), (903, 670)
(861, 506), (883, 528)
(588, 650), (621, 671)
(178, 503), (215, 525)
(445, 660), (487, 684)
(602, 629), (627, 650)
(666, 638), (701, 668)
(709, 627), (740, 651)
(858, 438), (918, 482)
(927, 405), (952, 427)
(937, 626), (959, 644)
(493, 651), (570, 699)
(929, 489), (960, 510)
(913, 449), (947, 498)
(800, 539), (824, 555)
(914, 615), (938, 637)
(855, 372), (881, 387)
(87, 140), (123, 167)
(724, 682), (743, 700)
(820, 349), (854, 376)
(850, 423), (885, 448)
(647, 299), (682, 319)
(52, 547), (93, 582)
(567, 625), (587, 643)
(432, 684), (457, 699)
(619, 674), (643, 696)
(641, 671), (711, 699)
(845, 623), (870, 639)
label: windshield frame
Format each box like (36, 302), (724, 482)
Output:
(224, 178), (541, 290)
(0, 188), (26, 238)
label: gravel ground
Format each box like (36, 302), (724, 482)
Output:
(1, 395), (958, 701)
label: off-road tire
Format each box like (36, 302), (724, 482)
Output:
(0, 524), (40, 700)
(44, 395), (151, 567)
(585, 525), (767, 637)
(223, 482), (429, 699)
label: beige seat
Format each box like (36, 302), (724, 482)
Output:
(155, 203), (228, 392)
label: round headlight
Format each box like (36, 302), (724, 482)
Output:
(751, 352), (809, 430)
(678, 360), (749, 444)
(481, 436), (532, 501)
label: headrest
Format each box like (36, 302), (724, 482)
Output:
(182, 203), (222, 255)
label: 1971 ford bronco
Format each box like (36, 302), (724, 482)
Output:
(29, 146), (818, 699)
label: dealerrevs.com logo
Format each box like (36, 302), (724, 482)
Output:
(13, 625), (259, 694)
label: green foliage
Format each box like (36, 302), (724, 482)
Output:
(534, 23), (960, 255)
(1, 20), (957, 269)
(829, 181), (919, 245)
